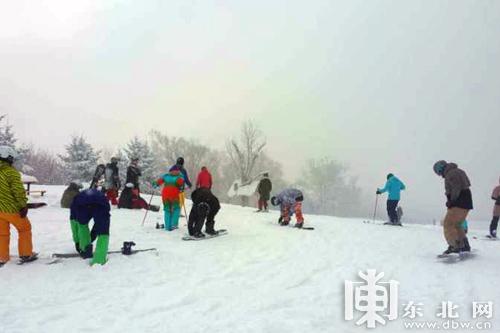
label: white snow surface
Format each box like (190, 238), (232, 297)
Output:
(1, 186), (499, 333)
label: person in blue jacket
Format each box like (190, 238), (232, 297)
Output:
(377, 173), (406, 225)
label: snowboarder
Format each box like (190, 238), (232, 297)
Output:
(488, 178), (500, 238)
(0, 146), (38, 266)
(271, 188), (305, 228)
(433, 160), (473, 255)
(153, 165), (185, 231)
(126, 157), (142, 190)
(61, 182), (83, 208)
(170, 157), (192, 215)
(256, 173), (272, 212)
(376, 173), (406, 225)
(118, 183), (159, 211)
(70, 188), (111, 265)
(188, 188), (221, 238)
(196, 166), (212, 190)
(104, 157), (121, 205)
(90, 164), (106, 189)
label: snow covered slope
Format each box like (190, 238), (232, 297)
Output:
(1, 186), (499, 333)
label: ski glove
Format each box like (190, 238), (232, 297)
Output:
(376, 190), (381, 195)
(19, 206), (28, 218)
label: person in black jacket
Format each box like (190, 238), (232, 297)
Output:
(188, 188), (220, 238)
(126, 158), (142, 190)
(256, 173), (272, 212)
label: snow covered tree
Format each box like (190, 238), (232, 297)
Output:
(226, 120), (266, 206)
(124, 136), (155, 192)
(0, 114), (17, 147)
(23, 146), (65, 184)
(59, 136), (100, 184)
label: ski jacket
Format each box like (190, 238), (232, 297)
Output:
(170, 164), (192, 188)
(276, 188), (303, 208)
(378, 176), (406, 201)
(191, 188), (220, 212)
(196, 167), (212, 189)
(104, 162), (120, 190)
(257, 177), (272, 200)
(154, 171), (184, 204)
(0, 161), (28, 213)
(442, 163), (473, 210)
(60, 183), (81, 208)
(126, 165), (142, 189)
(492, 178), (500, 217)
(70, 189), (111, 235)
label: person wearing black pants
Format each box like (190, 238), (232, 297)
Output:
(386, 200), (399, 224)
(188, 188), (220, 238)
(489, 178), (500, 238)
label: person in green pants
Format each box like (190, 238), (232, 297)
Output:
(70, 188), (111, 265)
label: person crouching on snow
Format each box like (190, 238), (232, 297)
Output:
(433, 160), (473, 255)
(152, 166), (185, 231)
(70, 188), (111, 265)
(271, 188), (305, 228)
(188, 188), (221, 238)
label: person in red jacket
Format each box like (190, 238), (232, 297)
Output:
(196, 166), (213, 190)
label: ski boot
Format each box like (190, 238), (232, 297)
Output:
(0, 261), (6, 267)
(80, 244), (93, 259)
(462, 237), (471, 252)
(294, 222), (303, 229)
(194, 232), (206, 239)
(205, 230), (219, 236)
(19, 252), (39, 264)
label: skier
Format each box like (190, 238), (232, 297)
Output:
(70, 188), (110, 265)
(61, 182), (82, 208)
(256, 173), (272, 212)
(488, 178), (500, 238)
(271, 188), (305, 228)
(376, 173), (406, 225)
(0, 146), (38, 266)
(153, 165), (185, 231)
(196, 166), (212, 190)
(170, 157), (192, 215)
(433, 160), (473, 255)
(104, 157), (121, 205)
(126, 157), (142, 190)
(188, 188), (221, 238)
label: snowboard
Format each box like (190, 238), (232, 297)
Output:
(51, 248), (157, 259)
(16, 253), (39, 265)
(182, 229), (228, 241)
(27, 203), (47, 209)
(473, 235), (497, 241)
(436, 250), (476, 263)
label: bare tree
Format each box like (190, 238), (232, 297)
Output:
(226, 120), (266, 206)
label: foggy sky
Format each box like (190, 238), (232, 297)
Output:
(2, 0), (500, 221)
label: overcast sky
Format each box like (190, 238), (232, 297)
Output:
(1, 0), (499, 221)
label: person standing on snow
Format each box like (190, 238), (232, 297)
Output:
(70, 188), (111, 265)
(256, 173), (272, 212)
(170, 157), (192, 215)
(61, 182), (83, 208)
(488, 177), (500, 238)
(0, 146), (38, 266)
(126, 157), (142, 190)
(153, 165), (185, 231)
(271, 188), (305, 228)
(376, 173), (406, 225)
(196, 166), (212, 190)
(104, 157), (121, 205)
(188, 188), (221, 238)
(433, 160), (473, 255)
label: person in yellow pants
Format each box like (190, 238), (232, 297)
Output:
(0, 146), (37, 266)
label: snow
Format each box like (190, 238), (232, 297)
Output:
(21, 173), (38, 184)
(1, 185), (499, 333)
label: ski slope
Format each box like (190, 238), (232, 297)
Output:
(1, 186), (499, 333)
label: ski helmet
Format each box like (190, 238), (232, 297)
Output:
(0, 145), (18, 164)
(110, 157), (119, 164)
(433, 160), (447, 176)
(176, 157), (184, 166)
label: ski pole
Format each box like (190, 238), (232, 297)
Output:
(141, 193), (155, 227)
(372, 194), (379, 223)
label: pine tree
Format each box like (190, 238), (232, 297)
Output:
(124, 136), (156, 192)
(0, 114), (17, 147)
(59, 136), (100, 183)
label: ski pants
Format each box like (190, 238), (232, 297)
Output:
(187, 201), (220, 235)
(443, 207), (469, 248)
(106, 189), (119, 206)
(490, 216), (499, 237)
(282, 202), (304, 224)
(0, 212), (34, 262)
(386, 200), (399, 223)
(164, 202), (181, 231)
(258, 197), (269, 211)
